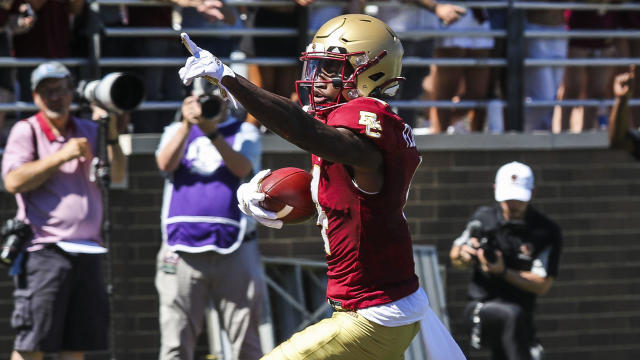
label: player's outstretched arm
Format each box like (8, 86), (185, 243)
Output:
(226, 75), (382, 167)
(179, 34), (382, 176)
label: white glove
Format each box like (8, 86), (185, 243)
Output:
(178, 32), (238, 109)
(237, 169), (283, 229)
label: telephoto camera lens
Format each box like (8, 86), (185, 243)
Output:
(76, 72), (145, 113)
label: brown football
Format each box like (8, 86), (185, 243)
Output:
(259, 167), (315, 224)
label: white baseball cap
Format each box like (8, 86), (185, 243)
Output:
(494, 161), (534, 202)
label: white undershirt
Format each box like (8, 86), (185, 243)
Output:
(57, 240), (108, 254)
(357, 287), (429, 327)
(358, 287), (468, 359)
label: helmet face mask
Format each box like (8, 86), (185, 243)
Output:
(295, 14), (404, 114)
(296, 51), (358, 113)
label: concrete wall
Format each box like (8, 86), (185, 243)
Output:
(1, 132), (639, 359)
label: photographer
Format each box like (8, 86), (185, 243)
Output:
(155, 79), (265, 359)
(450, 161), (562, 360)
(1, 61), (125, 360)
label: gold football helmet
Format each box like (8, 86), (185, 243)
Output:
(296, 14), (404, 114)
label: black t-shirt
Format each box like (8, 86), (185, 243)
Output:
(465, 205), (562, 313)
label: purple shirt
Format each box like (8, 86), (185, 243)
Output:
(158, 120), (261, 254)
(1, 113), (103, 247)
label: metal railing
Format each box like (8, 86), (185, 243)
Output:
(1, 1), (639, 130)
(205, 246), (448, 360)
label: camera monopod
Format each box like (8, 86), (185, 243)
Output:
(84, 72), (144, 360)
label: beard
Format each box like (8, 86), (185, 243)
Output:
(43, 108), (67, 120)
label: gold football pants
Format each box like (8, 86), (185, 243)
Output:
(261, 310), (420, 360)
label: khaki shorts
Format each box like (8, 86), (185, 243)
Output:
(262, 310), (419, 360)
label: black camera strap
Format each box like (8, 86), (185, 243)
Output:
(9, 120), (40, 286)
(25, 118), (39, 160)
(18, 119), (39, 218)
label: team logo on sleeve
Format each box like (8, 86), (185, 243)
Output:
(358, 111), (382, 138)
(402, 124), (416, 148)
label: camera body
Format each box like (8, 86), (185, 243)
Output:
(0, 218), (33, 266)
(198, 94), (223, 119)
(469, 225), (499, 263)
(191, 77), (225, 120)
(467, 219), (527, 264)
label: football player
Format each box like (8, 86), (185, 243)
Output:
(179, 14), (466, 360)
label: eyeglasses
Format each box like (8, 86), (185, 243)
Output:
(37, 86), (72, 98)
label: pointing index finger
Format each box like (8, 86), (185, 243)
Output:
(180, 32), (199, 58)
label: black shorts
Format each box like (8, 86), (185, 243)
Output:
(12, 246), (109, 352)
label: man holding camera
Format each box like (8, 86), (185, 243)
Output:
(450, 161), (562, 360)
(155, 79), (265, 360)
(1, 61), (126, 360)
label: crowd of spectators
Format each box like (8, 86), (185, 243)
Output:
(0, 0), (639, 144)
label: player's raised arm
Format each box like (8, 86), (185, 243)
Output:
(178, 31), (384, 173)
(229, 76), (381, 168)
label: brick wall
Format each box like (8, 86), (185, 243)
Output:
(1, 133), (639, 359)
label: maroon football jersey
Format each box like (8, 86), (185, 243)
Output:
(311, 97), (420, 310)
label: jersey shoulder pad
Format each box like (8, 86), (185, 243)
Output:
(326, 97), (390, 140)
